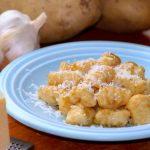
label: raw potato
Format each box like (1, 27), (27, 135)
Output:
(0, 0), (102, 43)
(95, 0), (150, 33)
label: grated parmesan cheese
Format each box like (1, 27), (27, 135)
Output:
(26, 52), (149, 127)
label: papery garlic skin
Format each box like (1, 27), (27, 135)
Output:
(0, 49), (4, 65)
(0, 24), (40, 62)
(0, 10), (47, 62)
(0, 10), (31, 32)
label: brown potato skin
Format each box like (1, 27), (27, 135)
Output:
(0, 0), (101, 43)
(95, 0), (150, 33)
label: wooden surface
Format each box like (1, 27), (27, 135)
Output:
(1, 28), (150, 150)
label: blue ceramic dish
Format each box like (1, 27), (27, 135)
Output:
(1, 41), (150, 141)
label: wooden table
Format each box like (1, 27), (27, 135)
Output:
(1, 28), (150, 150)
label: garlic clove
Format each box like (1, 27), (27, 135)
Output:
(31, 12), (47, 32)
(0, 10), (47, 62)
(0, 10), (31, 32)
(0, 49), (4, 65)
(0, 24), (40, 62)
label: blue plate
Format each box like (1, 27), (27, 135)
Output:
(1, 41), (150, 141)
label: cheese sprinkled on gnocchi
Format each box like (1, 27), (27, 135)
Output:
(38, 52), (150, 127)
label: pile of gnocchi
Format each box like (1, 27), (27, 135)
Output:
(38, 52), (150, 127)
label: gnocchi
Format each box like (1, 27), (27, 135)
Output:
(142, 79), (150, 95)
(47, 71), (83, 86)
(94, 108), (130, 127)
(38, 52), (150, 127)
(84, 65), (115, 88)
(69, 85), (97, 107)
(38, 85), (66, 106)
(119, 61), (145, 79)
(58, 93), (72, 116)
(66, 105), (95, 126)
(58, 62), (73, 71)
(72, 58), (97, 74)
(97, 85), (132, 109)
(97, 52), (121, 67)
(126, 94), (150, 125)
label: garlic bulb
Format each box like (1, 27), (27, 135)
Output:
(0, 49), (4, 65)
(143, 29), (150, 39)
(0, 10), (47, 62)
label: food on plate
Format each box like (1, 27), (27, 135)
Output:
(114, 62), (147, 95)
(114, 76), (147, 95)
(66, 105), (95, 126)
(38, 85), (66, 106)
(38, 52), (150, 127)
(73, 58), (97, 74)
(58, 62), (73, 71)
(58, 93), (72, 116)
(95, 0), (150, 33)
(97, 85), (132, 109)
(0, 10), (47, 63)
(118, 61), (145, 79)
(142, 80), (150, 95)
(84, 65), (115, 88)
(0, 0), (102, 43)
(126, 94), (150, 125)
(69, 85), (97, 107)
(94, 108), (130, 127)
(47, 71), (83, 86)
(97, 52), (121, 67)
